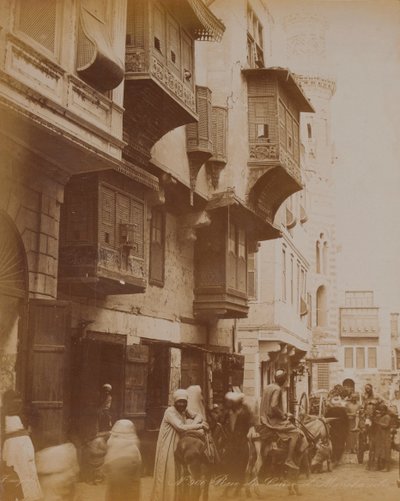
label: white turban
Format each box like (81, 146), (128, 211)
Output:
(173, 389), (189, 403)
(225, 391), (244, 403)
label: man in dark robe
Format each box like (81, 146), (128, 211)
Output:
(260, 369), (305, 470)
(221, 392), (254, 497)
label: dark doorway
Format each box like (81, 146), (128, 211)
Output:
(71, 333), (125, 441)
(181, 348), (205, 389)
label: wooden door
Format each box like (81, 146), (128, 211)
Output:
(27, 299), (70, 448)
(124, 344), (149, 432)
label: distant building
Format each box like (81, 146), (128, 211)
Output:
(336, 290), (396, 398)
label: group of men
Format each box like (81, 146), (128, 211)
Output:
(151, 368), (303, 500)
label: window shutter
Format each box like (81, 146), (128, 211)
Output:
(279, 101), (286, 148)
(181, 32), (193, 86)
(167, 15), (180, 68)
(116, 193), (130, 246)
(344, 347), (353, 368)
(130, 199), (145, 259)
(211, 106), (227, 163)
(123, 344), (149, 432)
(152, 3), (165, 55)
(149, 209), (165, 285)
(100, 186), (115, 247)
(237, 228), (247, 293)
(356, 347), (365, 369)
(367, 347), (377, 368)
(186, 86), (212, 153)
(293, 121), (300, 162)
(17, 0), (57, 54)
(247, 252), (257, 300)
(317, 363), (329, 390)
(27, 299), (71, 448)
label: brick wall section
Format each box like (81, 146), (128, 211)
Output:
(0, 151), (65, 299)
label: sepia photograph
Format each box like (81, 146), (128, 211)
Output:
(0, 0), (399, 500)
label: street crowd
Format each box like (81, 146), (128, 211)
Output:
(1, 374), (399, 501)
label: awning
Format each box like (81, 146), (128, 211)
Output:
(242, 67), (315, 113)
(77, 6), (124, 91)
(206, 189), (281, 241)
(306, 356), (338, 364)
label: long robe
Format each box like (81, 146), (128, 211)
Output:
(2, 416), (43, 501)
(221, 404), (254, 484)
(260, 384), (298, 435)
(103, 432), (142, 501)
(151, 406), (201, 501)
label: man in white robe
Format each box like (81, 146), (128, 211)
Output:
(151, 388), (206, 501)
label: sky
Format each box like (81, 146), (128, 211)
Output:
(267, 0), (400, 313)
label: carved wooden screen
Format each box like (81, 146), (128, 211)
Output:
(126, 0), (146, 47)
(16, 0), (58, 54)
(100, 184), (145, 257)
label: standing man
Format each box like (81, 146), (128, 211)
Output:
(98, 383), (113, 433)
(220, 392), (254, 497)
(151, 389), (206, 501)
(361, 383), (382, 470)
(260, 369), (305, 470)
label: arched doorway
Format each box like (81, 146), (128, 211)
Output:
(0, 211), (29, 412)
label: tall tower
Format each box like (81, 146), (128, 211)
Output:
(284, 12), (339, 390)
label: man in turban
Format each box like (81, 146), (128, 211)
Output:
(260, 369), (305, 470)
(151, 389), (207, 501)
(220, 391), (254, 497)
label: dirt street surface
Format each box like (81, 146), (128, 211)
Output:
(76, 453), (400, 501)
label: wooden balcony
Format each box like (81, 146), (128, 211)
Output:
(58, 169), (158, 297)
(243, 67), (314, 224)
(193, 192), (280, 320)
(123, 0), (225, 167)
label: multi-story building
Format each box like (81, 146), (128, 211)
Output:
(0, 0), (312, 463)
(237, 8), (340, 412)
(283, 12), (339, 394)
(337, 290), (396, 399)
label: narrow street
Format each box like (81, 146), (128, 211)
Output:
(76, 453), (400, 501)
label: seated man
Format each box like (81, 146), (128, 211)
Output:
(260, 369), (305, 470)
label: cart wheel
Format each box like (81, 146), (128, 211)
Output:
(298, 392), (309, 419)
